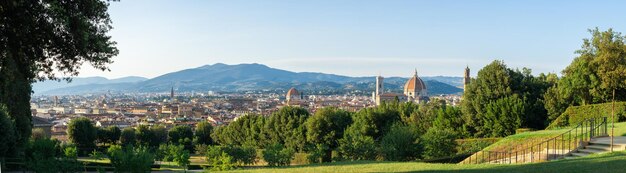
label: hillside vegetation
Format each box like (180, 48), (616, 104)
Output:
(225, 151), (626, 173)
(548, 102), (626, 129)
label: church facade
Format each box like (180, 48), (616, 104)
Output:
(372, 70), (429, 105)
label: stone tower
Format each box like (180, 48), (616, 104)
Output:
(463, 66), (470, 92)
(376, 75), (384, 96)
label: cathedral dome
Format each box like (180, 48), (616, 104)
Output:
(404, 70), (426, 93)
(286, 87), (300, 99)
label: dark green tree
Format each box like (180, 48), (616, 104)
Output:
(0, 0), (118, 153)
(0, 105), (16, 158)
(194, 121), (214, 145)
(264, 106), (310, 151)
(305, 107), (352, 162)
(169, 125), (194, 151)
(462, 60), (550, 137)
(421, 128), (458, 159)
(67, 117), (97, 152)
(380, 124), (421, 161)
(120, 127), (136, 146)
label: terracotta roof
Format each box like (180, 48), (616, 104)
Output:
(287, 87), (300, 97)
(404, 71), (426, 92)
(32, 116), (53, 126)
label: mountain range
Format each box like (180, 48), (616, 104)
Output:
(33, 63), (463, 95)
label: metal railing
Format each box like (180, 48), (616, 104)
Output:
(462, 117), (608, 164)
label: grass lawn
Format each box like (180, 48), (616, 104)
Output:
(223, 151), (626, 173)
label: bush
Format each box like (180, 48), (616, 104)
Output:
(337, 131), (377, 161)
(306, 144), (328, 164)
(422, 128), (458, 159)
(380, 124), (421, 161)
(194, 144), (209, 155)
(107, 145), (154, 173)
(25, 138), (81, 172)
(548, 102), (626, 129)
(262, 143), (295, 167)
(206, 145), (257, 166)
(210, 152), (235, 171)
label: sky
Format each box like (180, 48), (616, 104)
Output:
(78, 0), (626, 79)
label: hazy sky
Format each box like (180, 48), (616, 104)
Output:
(78, 0), (626, 79)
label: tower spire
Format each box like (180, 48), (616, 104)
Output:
(414, 68), (418, 76)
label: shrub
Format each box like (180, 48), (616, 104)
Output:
(194, 144), (209, 155)
(306, 144), (328, 164)
(210, 152), (235, 171)
(25, 138), (81, 172)
(380, 124), (421, 161)
(262, 143), (295, 167)
(206, 145), (257, 166)
(107, 145), (154, 173)
(548, 102), (626, 129)
(337, 131), (377, 161)
(422, 128), (458, 159)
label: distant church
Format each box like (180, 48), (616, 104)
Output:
(372, 70), (429, 105)
(285, 87), (304, 106)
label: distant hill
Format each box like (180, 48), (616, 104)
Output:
(35, 63), (463, 95)
(33, 76), (147, 95)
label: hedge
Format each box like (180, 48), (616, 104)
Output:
(547, 102), (626, 129)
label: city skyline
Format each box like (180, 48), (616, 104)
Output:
(76, 0), (626, 78)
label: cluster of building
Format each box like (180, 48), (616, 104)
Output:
(30, 68), (471, 142)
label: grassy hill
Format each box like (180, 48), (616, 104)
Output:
(224, 151), (626, 173)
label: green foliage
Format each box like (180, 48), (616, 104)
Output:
(431, 104), (466, 137)
(25, 138), (81, 173)
(0, 105), (15, 158)
(421, 128), (458, 159)
(212, 114), (267, 148)
(194, 121), (214, 145)
(547, 102), (626, 128)
(195, 144), (209, 155)
(0, 0), (118, 156)
(107, 145), (155, 173)
(305, 107), (352, 162)
(403, 101), (442, 134)
(67, 117), (97, 152)
(173, 149), (191, 170)
(96, 126), (121, 145)
(347, 103), (403, 141)
(379, 124), (421, 161)
(157, 144), (185, 162)
(462, 60), (550, 137)
(64, 146), (78, 159)
(483, 95), (526, 137)
(544, 28), (626, 122)
(306, 144), (328, 164)
(168, 125), (194, 151)
(337, 130), (377, 161)
(210, 152), (235, 171)
(263, 143), (295, 167)
(264, 106), (310, 152)
(120, 127), (136, 146)
(206, 145), (257, 166)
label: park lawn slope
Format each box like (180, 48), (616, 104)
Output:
(224, 151), (626, 173)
